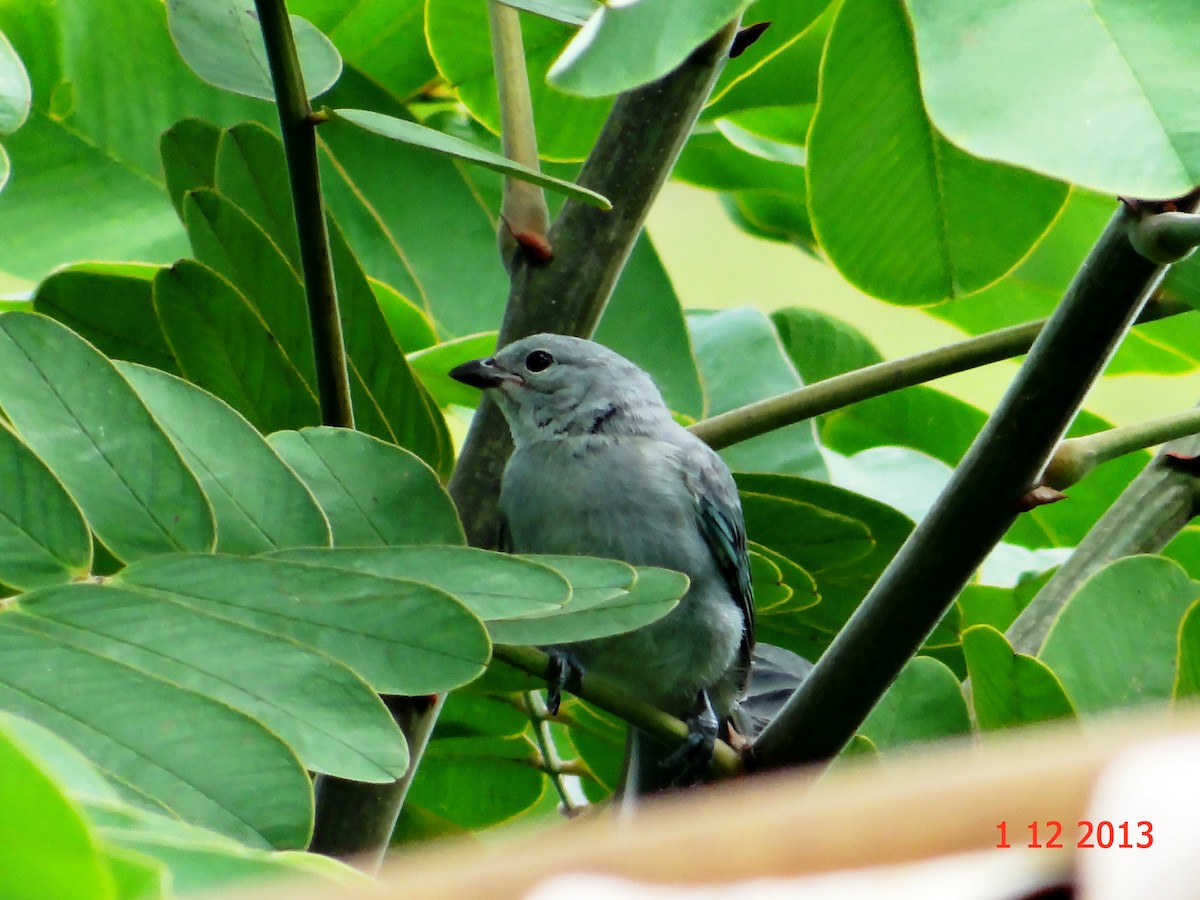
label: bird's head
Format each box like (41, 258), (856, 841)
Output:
(448, 334), (672, 445)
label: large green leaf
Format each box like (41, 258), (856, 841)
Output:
(808, 0), (1067, 303)
(596, 234), (704, 420)
(0, 715), (114, 900)
(314, 79), (510, 338)
(547, 0), (747, 97)
(688, 308), (825, 477)
(18, 582), (406, 783)
(1173, 600), (1200, 702)
(117, 363), (331, 554)
(0, 0), (265, 283)
(160, 117), (222, 219)
(166, 0), (342, 101)
(0, 28), (31, 136)
(32, 263), (179, 374)
(929, 190), (1200, 376)
(736, 473), (912, 657)
(268, 546), (570, 623)
(153, 260), (321, 434)
(290, 0), (435, 102)
(0, 312), (215, 562)
(962, 625), (1075, 731)
(906, 0), (1200, 199)
(491, 558), (686, 645)
(326, 216), (454, 475)
(268, 427), (464, 547)
(183, 188), (315, 384)
(705, 0), (833, 119)
(858, 655), (970, 749)
(1040, 556), (1200, 714)
(0, 615), (312, 848)
(425, 0), (611, 161)
(213, 121), (302, 268)
(115, 553), (489, 694)
(0, 420), (91, 590)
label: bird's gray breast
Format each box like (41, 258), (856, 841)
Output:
(500, 435), (744, 715)
(501, 437), (706, 574)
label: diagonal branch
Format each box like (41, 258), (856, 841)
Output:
(752, 193), (1200, 771)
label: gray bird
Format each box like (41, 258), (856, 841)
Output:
(450, 333), (754, 793)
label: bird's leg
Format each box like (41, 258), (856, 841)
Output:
(662, 690), (720, 786)
(544, 648), (583, 716)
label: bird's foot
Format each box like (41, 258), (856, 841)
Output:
(544, 649), (583, 716)
(661, 691), (720, 787)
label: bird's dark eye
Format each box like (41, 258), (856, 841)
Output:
(525, 349), (554, 372)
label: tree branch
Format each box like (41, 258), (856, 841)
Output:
(307, 694), (444, 870)
(254, 0), (353, 428)
(690, 298), (1191, 452)
(1007, 426), (1200, 656)
(493, 645), (741, 777)
(751, 194), (1200, 771)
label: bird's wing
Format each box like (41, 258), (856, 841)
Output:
(687, 450), (755, 688)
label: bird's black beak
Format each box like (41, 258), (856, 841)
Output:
(448, 357), (507, 389)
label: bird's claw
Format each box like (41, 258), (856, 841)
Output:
(545, 649), (583, 716)
(661, 691), (720, 787)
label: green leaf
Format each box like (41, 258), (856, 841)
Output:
(115, 553), (490, 694)
(705, 0), (832, 118)
(425, 0), (611, 161)
(410, 333), (499, 409)
(326, 216), (454, 476)
(499, 0), (598, 25)
(404, 734), (547, 830)
(91, 803), (364, 896)
(0, 419), (91, 589)
(159, 117), (221, 220)
(166, 0), (342, 101)
(268, 546), (570, 623)
(0, 28), (31, 135)
(1173, 600), (1200, 702)
(962, 625), (1075, 731)
(930, 190), (1200, 376)
(0, 312), (216, 562)
(809, 0), (1067, 303)
(290, 0), (436, 101)
(906, 0), (1200, 198)
(32, 263), (179, 374)
(736, 473), (912, 658)
(596, 234), (705, 420)
(372, 279), (438, 353)
(548, 0), (746, 97)
(183, 188), (315, 383)
(153, 260), (321, 434)
(330, 108), (610, 208)
(1040, 556), (1200, 714)
(688, 308), (826, 477)
(0, 715), (114, 900)
(117, 363), (331, 554)
(268, 427), (464, 547)
(0, 615), (312, 848)
(490, 560), (687, 645)
(314, 83), (509, 338)
(859, 656), (969, 749)
(213, 121), (302, 268)
(18, 582), (406, 783)
(0, 0), (264, 282)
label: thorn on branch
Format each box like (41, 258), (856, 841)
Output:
(730, 22), (771, 58)
(1017, 485), (1068, 512)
